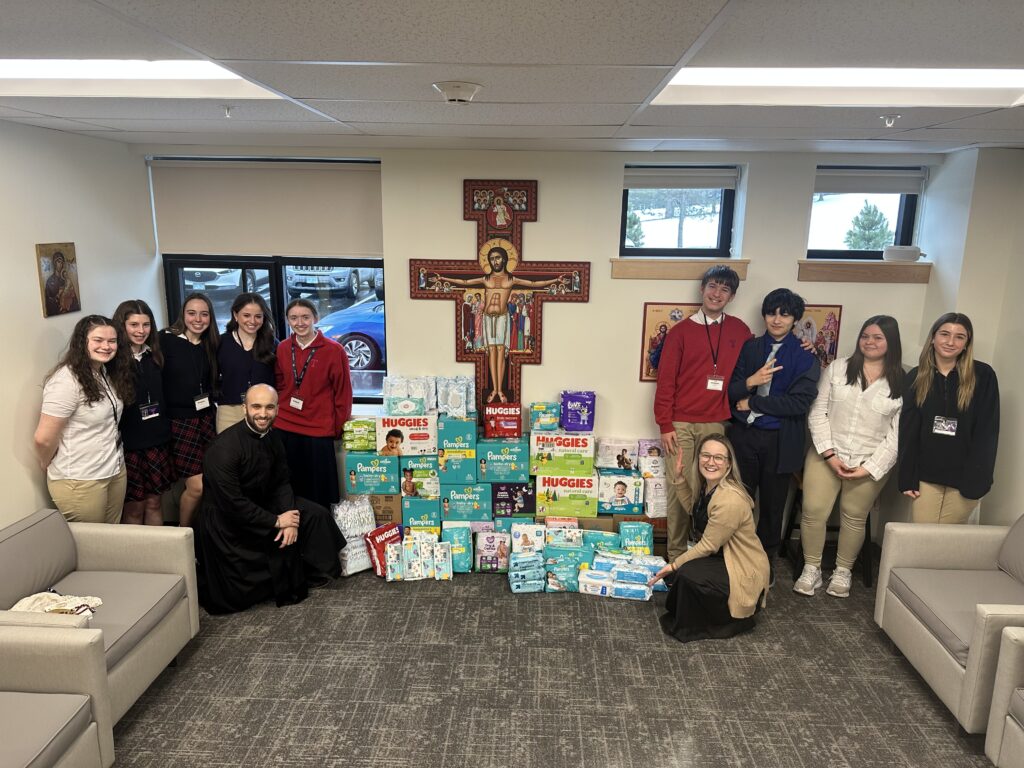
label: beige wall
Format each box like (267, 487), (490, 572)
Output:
(0, 121), (156, 526)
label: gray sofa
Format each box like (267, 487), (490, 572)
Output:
(986, 626), (1024, 767)
(875, 519), (1024, 734)
(0, 509), (200, 766)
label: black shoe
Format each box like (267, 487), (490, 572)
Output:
(308, 575), (333, 590)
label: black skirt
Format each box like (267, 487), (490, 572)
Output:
(276, 429), (341, 509)
(660, 555), (757, 643)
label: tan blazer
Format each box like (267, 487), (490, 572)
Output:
(672, 484), (770, 618)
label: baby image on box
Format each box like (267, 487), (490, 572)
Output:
(379, 429), (404, 456)
(606, 480), (631, 507)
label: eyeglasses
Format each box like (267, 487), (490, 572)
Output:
(699, 452), (730, 465)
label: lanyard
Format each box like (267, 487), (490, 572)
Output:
(703, 313), (724, 374)
(235, 331), (258, 389)
(135, 354), (152, 405)
(182, 336), (207, 394)
(98, 370), (121, 442)
(291, 340), (317, 392)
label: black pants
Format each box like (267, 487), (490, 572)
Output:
(660, 555), (757, 643)
(277, 429), (341, 510)
(729, 423), (793, 558)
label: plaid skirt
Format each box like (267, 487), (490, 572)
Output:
(124, 443), (177, 502)
(169, 411), (216, 478)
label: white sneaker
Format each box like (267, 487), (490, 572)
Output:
(826, 567), (853, 598)
(793, 564), (822, 596)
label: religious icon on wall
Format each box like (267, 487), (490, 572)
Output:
(796, 304), (842, 368)
(411, 180), (589, 411)
(639, 302), (701, 382)
(36, 242), (82, 318)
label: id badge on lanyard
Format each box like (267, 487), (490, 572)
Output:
(706, 375), (725, 391)
(932, 416), (958, 436)
(139, 401), (161, 421)
(194, 393), (211, 411)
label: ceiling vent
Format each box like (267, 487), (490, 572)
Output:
(432, 81), (482, 104)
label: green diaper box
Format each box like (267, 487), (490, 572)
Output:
(344, 452), (399, 495)
(529, 431), (595, 477)
(440, 483), (493, 521)
(534, 473), (599, 518)
(476, 438), (529, 483)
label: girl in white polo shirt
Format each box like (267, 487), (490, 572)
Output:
(34, 315), (135, 523)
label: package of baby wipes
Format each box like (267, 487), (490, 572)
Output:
(577, 569), (613, 596)
(509, 579), (545, 594)
(609, 581), (652, 601)
(508, 567), (546, 583)
(591, 550), (633, 572)
(610, 563), (653, 585)
(509, 551), (544, 572)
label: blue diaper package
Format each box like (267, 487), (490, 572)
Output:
(610, 563), (653, 585)
(544, 563), (580, 592)
(609, 581), (653, 601)
(630, 554), (669, 592)
(582, 530), (620, 550)
(441, 522), (473, 573)
(544, 545), (590, 567)
(509, 551), (544, 572)
(544, 527), (583, 548)
(510, 579), (545, 594)
(618, 522), (654, 555)
(509, 567), (546, 583)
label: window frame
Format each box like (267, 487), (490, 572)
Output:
(619, 165), (738, 259)
(806, 165), (923, 261)
(162, 253), (387, 403)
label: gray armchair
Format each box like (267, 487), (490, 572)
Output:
(875, 520), (1024, 734)
(986, 626), (1024, 767)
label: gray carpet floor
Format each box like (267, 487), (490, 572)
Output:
(113, 563), (989, 767)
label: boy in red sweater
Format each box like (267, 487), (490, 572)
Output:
(654, 266), (752, 560)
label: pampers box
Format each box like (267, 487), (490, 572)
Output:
(402, 496), (441, 528)
(529, 431), (595, 477)
(345, 453), (400, 495)
(375, 414), (438, 456)
(476, 438), (529, 483)
(437, 415), (477, 484)
(597, 470), (645, 515)
(535, 473), (599, 518)
(399, 455), (440, 499)
(492, 482), (536, 517)
(441, 484), (493, 521)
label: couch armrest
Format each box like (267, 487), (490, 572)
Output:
(0, 625), (114, 767)
(0, 610), (90, 629)
(874, 523), (1008, 626)
(959, 605), (1024, 734)
(69, 523), (199, 638)
(986, 627), (1024, 764)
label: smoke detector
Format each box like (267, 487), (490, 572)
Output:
(432, 81), (482, 104)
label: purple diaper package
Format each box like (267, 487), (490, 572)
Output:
(560, 390), (596, 432)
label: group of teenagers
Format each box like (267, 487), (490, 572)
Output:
(650, 265), (1000, 644)
(32, 294), (356, 614)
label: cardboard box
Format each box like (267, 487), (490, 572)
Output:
(344, 452), (400, 495)
(483, 403), (522, 438)
(577, 516), (615, 532)
(476, 438), (529, 483)
(535, 473), (599, 518)
(368, 494), (402, 527)
(595, 438), (639, 470)
(399, 455), (440, 499)
(437, 415), (478, 484)
(375, 414), (438, 456)
(440, 483), (493, 521)
(494, 515), (535, 533)
(529, 431), (595, 477)
(491, 481), (535, 517)
(402, 496), (441, 528)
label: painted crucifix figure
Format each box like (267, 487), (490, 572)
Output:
(410, 180), (590, 411)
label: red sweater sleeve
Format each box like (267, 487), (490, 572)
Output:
(653, 328), (685, 433)
(332, 345), (353, 435)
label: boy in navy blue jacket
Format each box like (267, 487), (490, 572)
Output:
(729, 289), (820, 582)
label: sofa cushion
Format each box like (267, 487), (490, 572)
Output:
(52, 570), (186, 669)
(998, 515), (1024, 585)
(0, 510), (76, 610)
(1009, 688), (1024, 729)
(888, 568), (1024, 666)
(0, 691), (91, 768)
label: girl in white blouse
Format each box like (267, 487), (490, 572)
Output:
(34, 315), (135, 523)
(794, 315), (904, 598)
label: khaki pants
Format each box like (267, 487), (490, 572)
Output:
(48, 468), (127, 524)
(911, 481), (977, 524)
(216, 404), (245, 434)
(799, 450), (887, 569)
(665, 420), (725, 561)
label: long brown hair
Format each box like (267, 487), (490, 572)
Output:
(47, 315), (134, 404)
(914, 312), (975, 412)
(165, 292), (220, 385)
(225, 292), (276, 365)
(113, 299), (164, 367)
(846, 315), (903, 399)
(688, 433), (754, 509)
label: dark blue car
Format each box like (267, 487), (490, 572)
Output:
(317, 300), (386, 371)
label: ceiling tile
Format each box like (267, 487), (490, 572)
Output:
(688, 0), (1024, 68)
(305, 100), (636, 125)
(0, 97), (326, 122)
(64, 118), (359, 134)
(924, 106), (1024, 130)
(876, 127), (1024, 144)
(345, 123), (619, 138)
(619, 125), (888, 140)
(97, 0), (728, 65)
(631, 105), (993, 130)
(1, 115), (118, 131)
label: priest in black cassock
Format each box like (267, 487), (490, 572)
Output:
(196, 384), (345, 614)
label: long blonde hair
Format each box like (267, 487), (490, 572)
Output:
(688, 433), (755, 509)
(914, 313), (975, 412)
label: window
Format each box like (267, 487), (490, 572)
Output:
(164, 254), (386, 402)
(807, 166), (925, 260)
(620, 166), (737, 258)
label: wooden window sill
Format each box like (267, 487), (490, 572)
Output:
(610, 258), (749, 280)
(797, 259), (931, 284)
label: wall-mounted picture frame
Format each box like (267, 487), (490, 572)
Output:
(639, 302), (702, 382)
(797, 304), (842, 368)
(36, 242), (81, 318)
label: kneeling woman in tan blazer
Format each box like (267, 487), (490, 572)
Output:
(650, 433), (770, 643)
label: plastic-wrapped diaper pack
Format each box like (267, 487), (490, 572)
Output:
(331, 496), (377, 541)
(385, 541), (403, 582)
(365, 523), (403, 577)
(529, 402), (560, 431)
(582, 530), (620, 550)
(474, 532), (510, 573)
(511, 523), (545, 554)
(544, 563), (580, 592)
(433, 541), (453, 581)
(544, 527), (583, 548)
(441, 523), (473, 573)
(340, 534), (373, 576)
(544, 545), (590, 568)
(619, 522), (654, 555)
